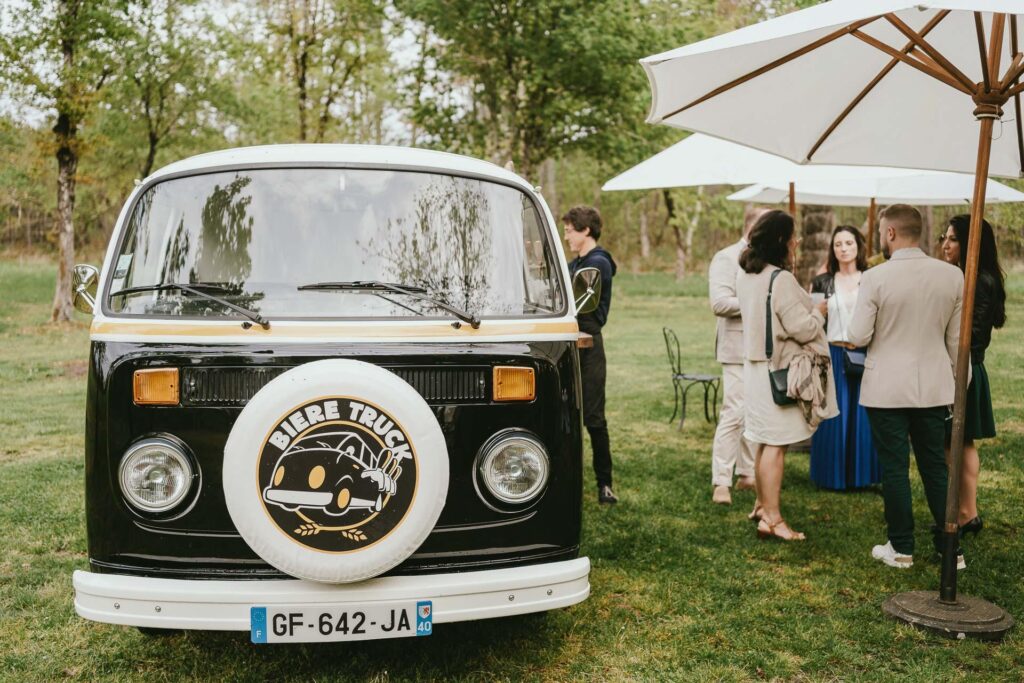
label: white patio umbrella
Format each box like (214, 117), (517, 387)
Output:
(603, 132), (960, 219)
(729, 173), (1024, 254)
(603, 133), (925, 190)
(642, 0), (1022, 637)
(728, 174), (1024, 207)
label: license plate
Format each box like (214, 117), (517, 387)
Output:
(250, 600), (432, 643)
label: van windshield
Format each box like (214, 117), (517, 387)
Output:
(106, 168), (566, 320)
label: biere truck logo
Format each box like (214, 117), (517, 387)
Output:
(257, 397), (417, 552)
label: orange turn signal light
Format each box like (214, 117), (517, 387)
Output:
(493, 366), (535, 402)
(133, 368), (180, 406)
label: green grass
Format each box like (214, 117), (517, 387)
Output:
(2, 258), (1023, 682)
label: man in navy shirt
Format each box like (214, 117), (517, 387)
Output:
(564, 206), (618, 505)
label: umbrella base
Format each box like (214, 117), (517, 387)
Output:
(882, 591), (1014, 641)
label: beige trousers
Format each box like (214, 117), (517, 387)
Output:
(711, 362), (756, 486)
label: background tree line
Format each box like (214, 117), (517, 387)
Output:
(1, 0), (1022, 321)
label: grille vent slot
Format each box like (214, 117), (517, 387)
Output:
(180, 367), (287, 406)
(179, 366), (489, 406)
(390, 367), (488, 402)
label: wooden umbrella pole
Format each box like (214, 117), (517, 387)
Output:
(939, 112), (996, 604)
(867, 197), (876, 258)
(788, 182), (796, 217)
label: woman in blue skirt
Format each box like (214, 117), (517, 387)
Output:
(809, 226), (879, 490)
(940, 215), (1005, 537)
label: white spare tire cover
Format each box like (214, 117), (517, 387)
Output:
(223, 359), (448, 583)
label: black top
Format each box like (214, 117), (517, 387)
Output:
(971, 270), (998, 364)
(569, 246), (617, 336)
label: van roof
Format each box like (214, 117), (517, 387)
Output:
(147, 144), (533, 190)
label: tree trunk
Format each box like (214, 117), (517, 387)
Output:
(639, 201), (650, 260)
(52, 113), (78, 323)
(685, 186), (703, 271)
(662, 189), (688, 281)
(19, 204), (27, 247)
(923, 206), (935, 257)
(540, 158), (558, 220)
(142, 131), (158, 178)
(796, 204), (833, 288)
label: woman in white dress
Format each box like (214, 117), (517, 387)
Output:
(737, 210), (837, 541)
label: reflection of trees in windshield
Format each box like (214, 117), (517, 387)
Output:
(192, 175), (254, 289)
(368, 177), (494, 313)
(111, 168), (563, 319)
(139, 175), (262, 317)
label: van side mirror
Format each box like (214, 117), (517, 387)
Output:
(72, 264), (99, 314)
(572, 267), (601, 315)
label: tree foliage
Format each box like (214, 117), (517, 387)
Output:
(0, 0), (130, 320)
(397, 0), (692, 181)
(107, 0), (226, 177)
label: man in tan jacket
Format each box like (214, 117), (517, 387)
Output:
(847, 204), (963, 569)
(707, 207), (764, 505)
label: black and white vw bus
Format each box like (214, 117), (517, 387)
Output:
(69, 145), (600, 643)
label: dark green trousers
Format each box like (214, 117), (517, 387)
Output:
(866, 406), (949, 555)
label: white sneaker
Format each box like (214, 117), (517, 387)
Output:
(871, 541), (914, 569)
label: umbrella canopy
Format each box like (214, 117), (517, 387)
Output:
(642, 1), (1024, 178)
(602, 133), (930, 192)
(728, 174), (1024, 206)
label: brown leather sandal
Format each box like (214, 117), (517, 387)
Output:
(756, 517), (805, 541)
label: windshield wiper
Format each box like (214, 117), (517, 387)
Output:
(110, 283), (270, 330)
(298, 280), (480, 329)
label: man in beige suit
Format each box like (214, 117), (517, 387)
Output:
(707, 207), (765, 505)
(847, 204), (963, 569)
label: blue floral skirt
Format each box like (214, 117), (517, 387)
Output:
(810, 344), (880, 490)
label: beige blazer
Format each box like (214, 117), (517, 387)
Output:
(737, 266), (829, 367)
(847, 247), (963, 408)
(709, 239), (745, 365)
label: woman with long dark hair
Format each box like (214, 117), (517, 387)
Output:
(808, 226), (880, 490)
(940, 215), (1006, 537)
(736, 210), (837, 541)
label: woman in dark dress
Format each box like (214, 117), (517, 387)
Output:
(808, 226), (879, 490)
(940, 215), (1006, 536)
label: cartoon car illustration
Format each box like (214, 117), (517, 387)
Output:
(262, 431), (401, 516)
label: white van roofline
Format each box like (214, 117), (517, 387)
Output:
(147, 144), (534, 192)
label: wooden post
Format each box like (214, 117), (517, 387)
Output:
(940, 111), (996, 604)
(867, 197), (876, 258)
(788, 182), (796, 217)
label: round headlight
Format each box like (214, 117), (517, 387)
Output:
(477, 433), (549, 504)
(119, 438), (194, 513)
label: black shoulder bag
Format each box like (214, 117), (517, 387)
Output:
(766, 269), (797, 406)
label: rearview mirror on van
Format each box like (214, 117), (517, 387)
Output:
(72, 264), (99, 314)
(572, 267), (601, 315)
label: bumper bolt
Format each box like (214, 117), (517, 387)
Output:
(155, 606), (162, 613)
(547, 589), (553, 596)
(508, 595), (515, 602)
(114, 603), (120, 610)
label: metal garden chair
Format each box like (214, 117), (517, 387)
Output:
(662, 326), (720, 430)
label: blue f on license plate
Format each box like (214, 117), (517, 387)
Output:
(251, 600), (433, 643)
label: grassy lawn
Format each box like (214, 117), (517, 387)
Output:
(1, 258), (1023, 682)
